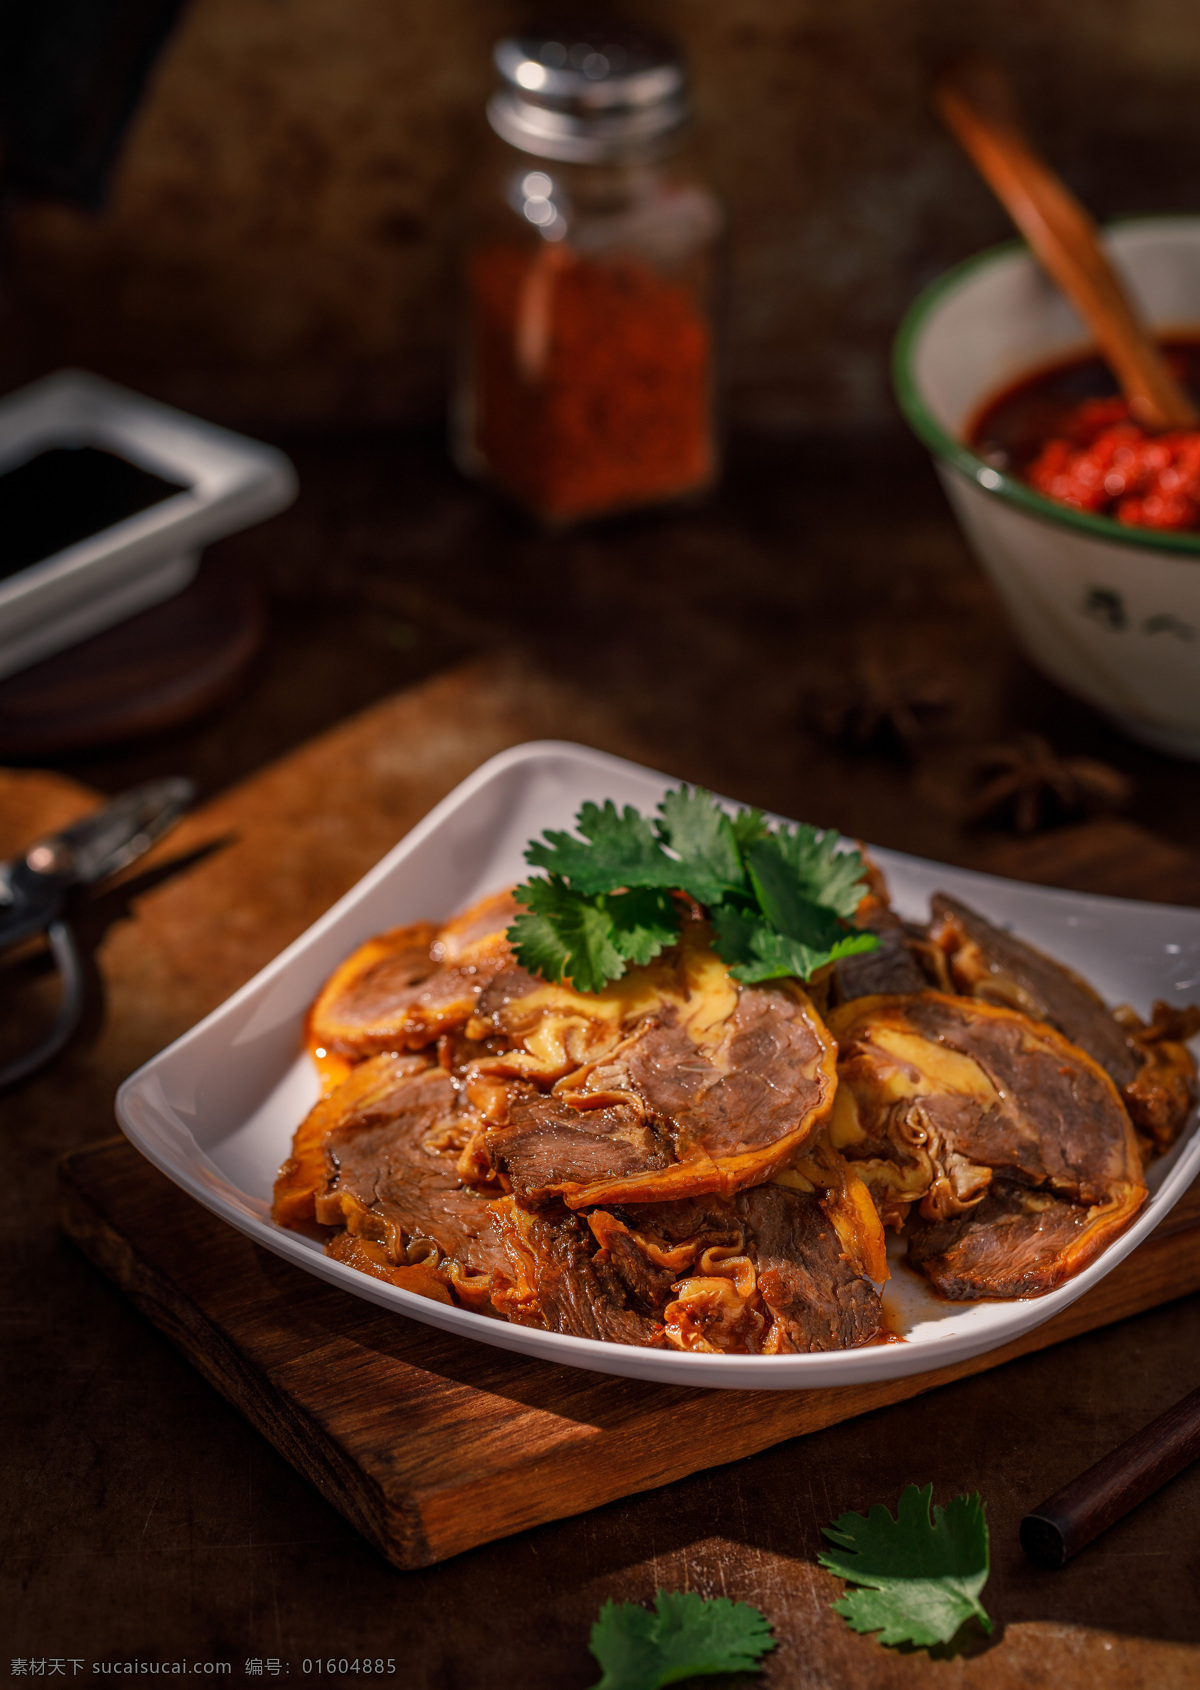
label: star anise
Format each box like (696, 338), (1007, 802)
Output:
(806, 654), (955, 755)
(965, 733), (1133, 833)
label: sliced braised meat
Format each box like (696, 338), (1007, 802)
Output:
(901, 994), (1139, 1201)
(275, 1054), (888, 1352)
(835, 905), (929, 1000)
(585, 1175), (885, 1354)
(474, 964), (544, 1023)
(478, 1085), (669, 1210)
(929, 894), (1200, 1154)
(467, 906), (750, 1092)
(272, 1052), (431, 1228)
(735, 1184), (884, 1353)
(461, 933), (838, 1208)
(906, 1180), (1136, 1299)
(435, 889), (521, 963)
(282, 876), (1168, 1342)
(928, 893), (1140, 1088)
(309, 890), (520, 1057)
(588, 1195), (742, 1319)
(467, 963), (620, 1084)
(828, 991), (1146, 1294)
(589, 1218), (684, 1314)
(1116, 1000), (1200, 1155)
(512, 1209), (666, 1346)
(282, 1057), (512, 1296)
(307, 921), (442, 1056)
(325, 1229), (455, 1305)
(548, 981), (838, 1208)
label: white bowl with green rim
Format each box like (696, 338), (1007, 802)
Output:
(894, 215), (1200, 759)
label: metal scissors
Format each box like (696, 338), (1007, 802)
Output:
(0, 776), (196, 1089)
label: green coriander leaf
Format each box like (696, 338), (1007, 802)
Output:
(526, 801), (677, 895)
(589, 1589), (775, 1690)
(587, 1600), (659, 1690)
(746, 838), (859, 949)
(818, 1484), (993, 1650)
(510, 788), (877, 992)
(762, 824), (871, 922)
(506, 902), (572, 986)
(708, 902), (769, 969)
(712, 904), (875, 984)
(509, 881), (678, 991)
(730, 805), (770, 855)
(655, 786), (749, 904)
(510, 877), (625, 994)
(605, 886), (680, 967)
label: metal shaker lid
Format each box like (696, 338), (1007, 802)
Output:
(488, 23), (688, 163)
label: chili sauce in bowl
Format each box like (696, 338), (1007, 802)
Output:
(892, 216), (1200, 755)
(970, 341), (1200, 533)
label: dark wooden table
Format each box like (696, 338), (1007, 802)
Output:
(3, 430), (1199, 1687)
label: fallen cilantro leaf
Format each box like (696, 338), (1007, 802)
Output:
(509, 786), (876, 992)
(819, 1484), (993, 1649)
(588, 1589), (775, 1690)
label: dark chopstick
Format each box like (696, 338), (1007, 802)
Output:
(1020, 1384), (1200, 1567)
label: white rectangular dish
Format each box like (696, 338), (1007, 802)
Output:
(0, 370), (297, 679)
(116, 741), (1200, 1390)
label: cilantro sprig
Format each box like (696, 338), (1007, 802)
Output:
(588, 1589), (775, 1690)
(508, 785), (877, 993)
(819, 1484), (993, 1649)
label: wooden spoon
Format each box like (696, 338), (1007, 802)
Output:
(935, 57), (1198, 431)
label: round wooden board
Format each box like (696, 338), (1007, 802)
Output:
(0, 554), (266, 757)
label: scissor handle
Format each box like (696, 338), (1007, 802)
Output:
(0, 919), (87, 1091)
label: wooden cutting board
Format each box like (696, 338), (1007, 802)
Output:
(21, 655), (1200, 1579)
(59, 1136), (1200, 1571)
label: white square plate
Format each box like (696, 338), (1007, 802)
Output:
(116, 742), (1200, 1390)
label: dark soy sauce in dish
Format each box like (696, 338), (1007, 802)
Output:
(0, 447), (190, 582)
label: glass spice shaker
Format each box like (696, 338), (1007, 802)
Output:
(453, 24), (723, 526)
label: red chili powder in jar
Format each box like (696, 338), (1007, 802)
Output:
(467, 242), (714, 523)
